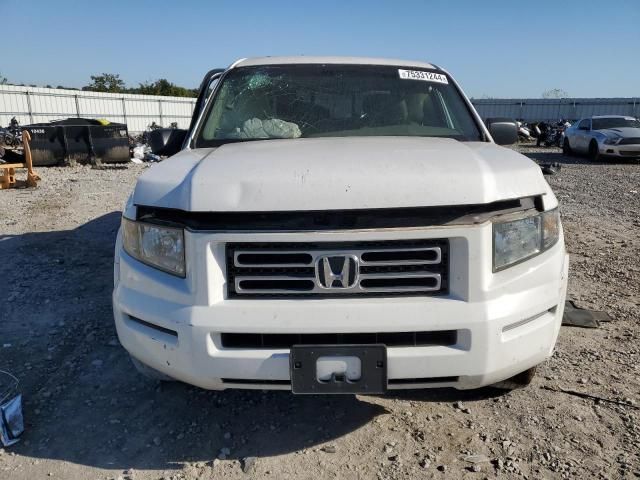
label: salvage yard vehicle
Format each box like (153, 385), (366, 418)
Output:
(563, 115), (640, 160)
(113, 56), (569, 394)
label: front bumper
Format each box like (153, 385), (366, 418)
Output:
(600, 142), (640, 158)
(113, 223), (569, 391)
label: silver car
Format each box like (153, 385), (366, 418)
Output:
(563, 115), (640, 160)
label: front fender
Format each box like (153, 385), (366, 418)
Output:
(591, 132), (608, 144)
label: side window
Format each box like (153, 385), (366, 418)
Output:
(578, 119), (590, 130)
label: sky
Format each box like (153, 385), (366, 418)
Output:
(2, 0), (639, 98)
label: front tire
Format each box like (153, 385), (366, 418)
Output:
(562, 137), (573, 155)
(130, 355), (175, 382)
(588, 140), (600, 161)
(492, 366), (537, 390)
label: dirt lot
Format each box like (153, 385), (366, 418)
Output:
(0, 145), (638, 480)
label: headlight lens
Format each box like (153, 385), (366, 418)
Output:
(603, 137), (620, 145)
(493, 209), (560, 271)
(121, 218), (185, 277)
(541, 209), (560, 250)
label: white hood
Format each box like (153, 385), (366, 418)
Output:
(132, 137), (548, 212)
(598, 127), (640, 139)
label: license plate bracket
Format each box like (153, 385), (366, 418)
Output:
(290, 344), (387, 394)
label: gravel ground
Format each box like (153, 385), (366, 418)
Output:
(0, 145), (638, 480)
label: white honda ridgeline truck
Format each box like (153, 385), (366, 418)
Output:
(113, 57), (569, 394)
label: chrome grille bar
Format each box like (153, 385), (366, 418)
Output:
(233, 247), (441, 267)
(233, 251), (314, 267)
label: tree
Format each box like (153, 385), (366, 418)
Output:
(0, 72), (7, 85)
(83, 73), (126, 93)
(135, 78), (197, 97)
(80, 73), (197, 97)
(542, 88), (569, 99)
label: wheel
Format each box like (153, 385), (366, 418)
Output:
(492, 366), (537, 390)
(562, 137), (572, 155)
(554, 135), (563, 148)
(130, 355), (175, 382)
(588, 140), (600, 161)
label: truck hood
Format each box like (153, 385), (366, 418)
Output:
(132, 137), (548, 212)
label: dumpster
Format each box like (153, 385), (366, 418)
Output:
(22, 118), (129, 166)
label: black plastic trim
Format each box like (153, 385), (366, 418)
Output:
(220, 330), (458, 349)
(220, 378), (290, 385)
(388, 376), (458, 385)
(290, 344), (387, 394)
(136, 197), (538, 232)
(128, 315), (178, 337)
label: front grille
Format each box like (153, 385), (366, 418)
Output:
(618, 137), (640, 145)
(220, 330), (458, 349)
(226, 239), (449, 298)
(619, 150), (640, 156)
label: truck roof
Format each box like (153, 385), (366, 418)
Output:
(231, 56), (439, 70)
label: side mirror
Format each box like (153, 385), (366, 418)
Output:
(486, 118), (518, 145)
(148, 128), (188, 156)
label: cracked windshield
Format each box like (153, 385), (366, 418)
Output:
(198, 65), (482, 145)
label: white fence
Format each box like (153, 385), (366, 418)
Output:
(471, 97), (640, 122)
(3, 85), (638, 132)
(0, 85), (196, 133)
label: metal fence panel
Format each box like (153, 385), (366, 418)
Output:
(3, 86), (637, 131)
(0, 85), (196, 132)
(472, 97), (639, 122)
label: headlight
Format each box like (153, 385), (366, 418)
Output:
(121, 217), (185, 277)
(603, 137), (620, 145)
(493, 209), (560, 271)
